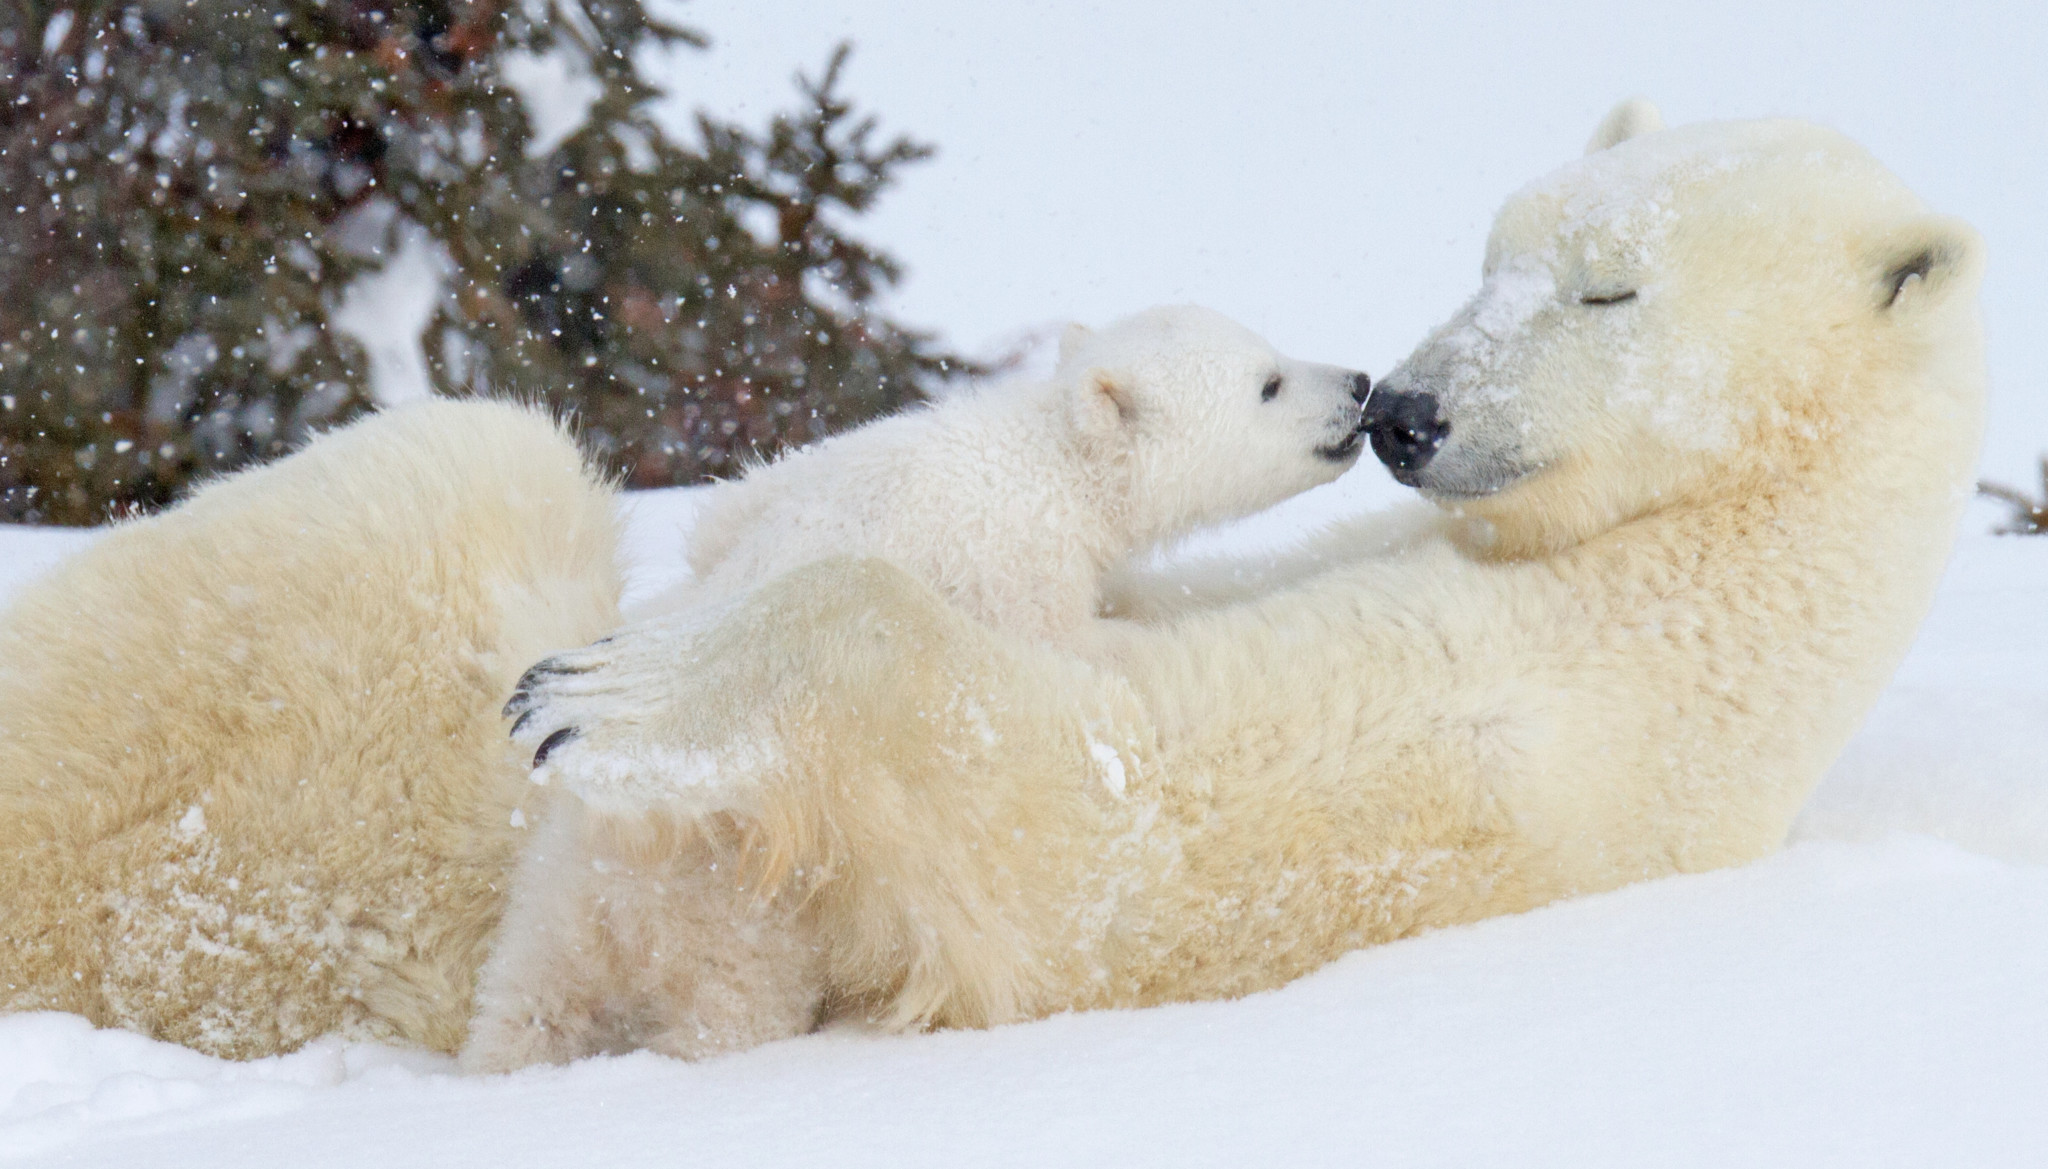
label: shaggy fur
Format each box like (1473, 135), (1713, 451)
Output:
(0, 107), (1985, 1070)
(645, 303), (1368, 642)
(507, 107), (1985, 1040)
(0, 400), (620, 1057)
(464, 304), (1368, 1069)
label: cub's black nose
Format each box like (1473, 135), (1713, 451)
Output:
(1362, 389), (1448, 475)
(1349, 371), (1373, 404)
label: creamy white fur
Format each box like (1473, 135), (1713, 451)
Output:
(0, 107), (1986, 1070)
(646, 303), (1368, 643)
(465, 305), (1368, 1068)
(0, 401), (621, 1057)
(504, 106), (1985, 1048)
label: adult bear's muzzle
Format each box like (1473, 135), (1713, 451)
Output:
(1361, 387), (1449, 479)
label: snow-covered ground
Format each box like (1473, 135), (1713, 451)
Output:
(2, 484), (2044, 1167)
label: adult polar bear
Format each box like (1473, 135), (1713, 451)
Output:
(502, 104), (1985, 1046)
(0, 104), (1983, 1063)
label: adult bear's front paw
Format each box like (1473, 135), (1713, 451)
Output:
(503, 645), (614, 747)
(504, 599), (780, 816)
(504, 643), (624, 764)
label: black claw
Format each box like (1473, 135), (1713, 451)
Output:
(507, 655), (603, 720)
(514, 661), (556, 694)
(533, 726), (579, 768)
(510, 708), (536, 737)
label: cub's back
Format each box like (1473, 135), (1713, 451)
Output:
(682, 391), (1101, 642)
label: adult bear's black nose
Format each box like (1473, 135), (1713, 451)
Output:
(1362, 389), (1448, 475)
(1349, 371), (1373, 404)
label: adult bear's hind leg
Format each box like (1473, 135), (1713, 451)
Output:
(0, 399), (625, 1057)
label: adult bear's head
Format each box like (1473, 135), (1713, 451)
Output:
(1366, 100), (1983, 559)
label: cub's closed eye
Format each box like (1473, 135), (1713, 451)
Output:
(1261, 376), (1283, 401)
(1578, 290), (1638, 306)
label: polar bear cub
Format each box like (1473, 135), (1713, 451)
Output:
(464, 304), (1368, 1072)
(640, 303), (1372, 645)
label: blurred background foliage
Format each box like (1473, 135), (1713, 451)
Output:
(1980, 463), (2048, 535)
(0, 0), (973, 524)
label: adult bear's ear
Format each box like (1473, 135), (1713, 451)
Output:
(1069, 370), (1137, 448)
(1874, 215), (1984, 313)
(1057, 323), (1094, 367)
(1585, 98), (1663, 154)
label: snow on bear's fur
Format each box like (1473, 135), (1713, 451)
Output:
(465, 306), (1366, 1068)
(0, 401), (623, 1057)
(0, 104), (1985, 1069)
(650, 304), (1370, 647)
(501, 105), (1984, 1048)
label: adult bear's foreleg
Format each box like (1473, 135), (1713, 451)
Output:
(505, 557), (1173, 1035)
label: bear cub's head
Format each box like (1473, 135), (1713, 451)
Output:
(1055, 305), (1370, 544)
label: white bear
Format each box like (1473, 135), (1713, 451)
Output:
(638, 304), (1370, 645)
(0, 104), (1985, 1069)
(501, 105), (1984, 1046)
(464, 305), (1369, 1069)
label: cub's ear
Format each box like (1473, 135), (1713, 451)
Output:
(1584, 98), (1663, 155)
(1069, 370), (1137, 448)
(1874, 215), (1982, 313)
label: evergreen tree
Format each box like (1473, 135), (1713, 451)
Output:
(0, 0), (968, 524)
